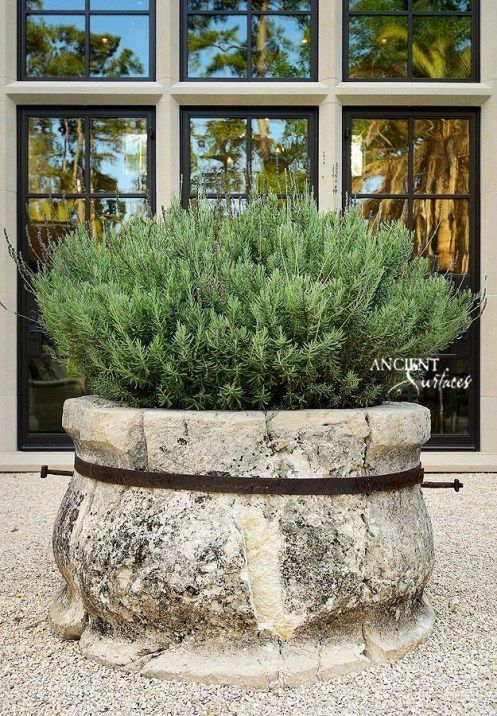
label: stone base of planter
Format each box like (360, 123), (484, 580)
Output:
(52, 591), (434, 687)
(49, 396), (435, 688)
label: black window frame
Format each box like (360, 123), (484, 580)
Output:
(180, 1), (318, 82)
(343, 106), (480, 451)
(18, 0), (156, 82)
(17, 105), (156, 451)
(181, 106), (319, 206)
(343, 0), (480, 83)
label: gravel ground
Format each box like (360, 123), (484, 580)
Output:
(0, 473), (495, 716)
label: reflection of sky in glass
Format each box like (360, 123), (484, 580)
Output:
(26, 15), (86, 77)
(28, 118), (85, 194)
(188, 9), (310, 78)
(251, 118), (307, 172)
(90, 15), (149, 76)
(27, 1), (85, 8)
(91, 0), (149, 9)
(188, 16), (247, 77)
(188, 2), (247, 9)
(91, 118), (148, 194)
(190, 117), (248, 193)
(252, 16), (310, 78)
(255, 1), (312, 9)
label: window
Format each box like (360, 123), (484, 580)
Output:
(20, 1), (154, 80)
(344, 1), (478, 81)
(181, 108), (318, 206)
(182, 1), (317, 80)
(18, 107), (155, 449)
(343, 108), (479, 449)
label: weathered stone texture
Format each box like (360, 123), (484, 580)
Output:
(51, 397), (434, 687)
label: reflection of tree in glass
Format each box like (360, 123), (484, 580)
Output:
(191, 118), (247, 193)
(190, 116), (309, 196)
(29, 118), (85, 194)
(354, 118), (470, 273)
(26, 2), (144, 77)
(253, 118), (309, 193)
(91, 119), (148, 193)
(188, 0), (311, 78)
(28, 116), (149, 240)
(349, 0), (471, 79)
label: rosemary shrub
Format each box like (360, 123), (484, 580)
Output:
(19, 194), (476, 410)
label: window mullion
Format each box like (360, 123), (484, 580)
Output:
(85, 0), (91, 79)
(85, 114), (91, 228)
(247, 3), (252, 80)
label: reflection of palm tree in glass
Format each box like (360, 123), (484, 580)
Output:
(349, 3), (471, 80)
(354, 118), (470, 273)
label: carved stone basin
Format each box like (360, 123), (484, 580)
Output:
(50, 396), (434, 688)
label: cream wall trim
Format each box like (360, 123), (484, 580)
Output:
(169, 82), (330, 106)
(335, 82), (493, 106)
(422, 452), (497, 474)
(0, 452), (74, 473)
(1, 450), (497, 474)
(5, 82), (164, 105)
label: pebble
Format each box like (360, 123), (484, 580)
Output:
(0, 473), (495, 716)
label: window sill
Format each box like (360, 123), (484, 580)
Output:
(169, 81), (330, 106)
(5, 81), (163, 105)
(335, 81), (493, 106)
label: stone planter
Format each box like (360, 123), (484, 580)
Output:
(50, 396), (435, 687)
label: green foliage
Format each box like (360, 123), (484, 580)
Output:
(23, 193), (476, 410)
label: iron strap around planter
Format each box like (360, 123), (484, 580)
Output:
(71, 454), (424, 495)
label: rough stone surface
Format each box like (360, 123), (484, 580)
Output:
(3, 472), (495, 715)
(51, 396), (434, 686)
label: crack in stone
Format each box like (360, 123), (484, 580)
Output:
(363, 410), (372, 474)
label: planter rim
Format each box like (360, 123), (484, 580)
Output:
(64, 395), (429, 417)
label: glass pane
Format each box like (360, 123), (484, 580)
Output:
(414, 119), (470, 195)
(90, 198), (149, 236)
(349, 1), (407, 9)
(190, 197), (248, 213)
(252, 15), (311, 78)
(349, 16), (408, 79)
(26, 15), (85, 77)
(412, 1), (471, 10)
(29, 354), (85, 433)
(90, 117), (148, 193)
(91, 1), (149, 8)
(351, 119), (408, 195)
(27, 199), (85, 267)
(252, 1), (312, 9)
(355, 197), (408, 227)
(26, 1), (85, 9)
(28, 117), (85, 194)
(89, 15), (149, 77)
(412, 199), (470, 273)
(188, 15), (247, 78)
(187, 1), (247, 10)
(412, 16), (471, 79)
(251, 117), (310, 193)
(190, 117), (247, 194)
(417, 357), (471, 436)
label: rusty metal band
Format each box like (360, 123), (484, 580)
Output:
(73, 455), (424, 495)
